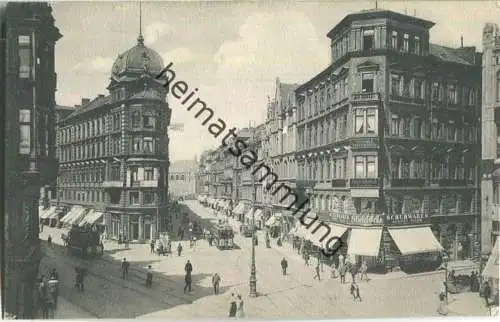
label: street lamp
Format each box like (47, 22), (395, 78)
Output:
(443, 253), (449, 304)
(249, 125), (258, 298)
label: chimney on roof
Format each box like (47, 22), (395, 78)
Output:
(81, 98), (90, 105)
(460, 35), (464, 48)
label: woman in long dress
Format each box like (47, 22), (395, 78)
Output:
(236, 294), (245, 318)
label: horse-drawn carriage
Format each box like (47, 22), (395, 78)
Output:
(62, 225), (103, 259)
(154, 232), (172, 255)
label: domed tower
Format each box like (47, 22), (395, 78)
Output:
(103, 25), (172, 240)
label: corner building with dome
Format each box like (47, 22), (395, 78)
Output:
(54, 33), (171, 242)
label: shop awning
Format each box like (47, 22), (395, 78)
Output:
(482, 237), (499, 280)
(320, 223), (349, 249)
(233, 202), (246, 215)
(78, 209), (94, 226)
(265, 214), (281, 227)
(347, 227), (382, 256)
(48, 209), (60, 219)
(245, 208), (255, 220)
(254, 209), (263, 221)
(70, 207), (88, 225)
(60, 206), (80, 223)
(87, 211), (104, 225)
(40, 206), (56, 219)
(388, 227), (443, 255)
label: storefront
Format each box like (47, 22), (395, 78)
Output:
(106, 212), (156, 242)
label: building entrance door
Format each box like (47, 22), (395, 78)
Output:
(145, 223), (151, 240)
(131, 222), (139, 240)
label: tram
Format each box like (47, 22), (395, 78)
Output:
(214, 225), (235, 250)
(62, 225), (104, 259)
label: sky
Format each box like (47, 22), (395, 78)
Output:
(51, 0), (500, 161)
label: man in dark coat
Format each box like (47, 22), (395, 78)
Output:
(184, 260), (193, 293)
(228, 293), (237, 317)
(121, 258), (130, 279)
(281, 257), (288, 276)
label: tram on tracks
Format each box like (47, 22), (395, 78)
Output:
(62, 225), (104, 259)
(214, 225), (235, 250)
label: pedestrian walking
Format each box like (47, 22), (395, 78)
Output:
(37, 276), (49, 319)
(177, 243), (183, 256)
(228, 293), (237, 317)
(184, 260), (193, 293)
(350, 282), (362, 301)
(304, 253), (310, 266)
(47, 235), (52, 247)
(121, 258), (129, 279)
(359, 261), (368, 281)
(482, 281), (491, 308)
(281, 257), (288, 276)
(145, 265), (153, 287)
(123, 236), (129, 249)
(349, 264), (358, 283)
(313, 264), (321, 281)
(339, 265), (346, 284)
(236, 294), (245, 318)
(150, 240), (155, 254)
(212, 272), (221, 294)
(437, 283), (448, 315)
(330, 263), (338, 279)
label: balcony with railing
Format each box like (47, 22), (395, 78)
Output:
(349, 178), (379, 188)
(351, 92), (380, 104)
(429, 178), (467, 187)
(391, 178), (425, 188)
(331, 179), (347, 188)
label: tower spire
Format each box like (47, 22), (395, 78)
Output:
(137, 0), (144, 45)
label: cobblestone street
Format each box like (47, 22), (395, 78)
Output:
(38, 200), (490, 318)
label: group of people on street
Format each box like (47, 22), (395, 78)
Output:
(228, 293), (245, 318)
(36, 268), (59, 319)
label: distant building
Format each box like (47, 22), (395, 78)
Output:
(1, 2), (61, 318)
(481, 23), (500, 257)
(169, 158), (198, 197)
(55, 30), (171, 242)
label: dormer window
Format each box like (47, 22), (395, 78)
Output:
(362, 29), (375, 51)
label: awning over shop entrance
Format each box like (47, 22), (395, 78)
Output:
(232, 202), (246, 215)
(40, 206), (57, 219)
(265, 213), (281, 227)
(60, 206), (80, 224)
(347, 227), (382, 256)
(79, 209), (104, 226)
(254, 209), (263, 221)
(388, 226), (443, 255)
(482, 237), (499, 280)
(245, 208), (255, 221)
(320, 223), (349, 249)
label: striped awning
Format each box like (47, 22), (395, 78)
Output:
(40, 206), (57, 219)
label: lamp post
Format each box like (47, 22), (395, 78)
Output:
(443, 253), (449, 304)
(249, 125), (258, 298)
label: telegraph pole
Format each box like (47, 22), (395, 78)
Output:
(249, 123), (258, 297)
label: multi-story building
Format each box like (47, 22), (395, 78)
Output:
(481, 23), (500, 258)
(265, 78), (299, 235)
(55, 31), (171, 242)
(1, 2), (61, 317)
(294, 8), (482, 271)
(169, 158), (198, 198)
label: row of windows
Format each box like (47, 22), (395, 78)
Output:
(58, 136), (162, 162)
(58, 166), (159, 183)
(297, 157), (348, 181)
(298, 113), (348, 150)
(390, 157), (475, 181)
(389, 115), (478, 143)
(58, 109), (159, 145)
(331, 28), (422, 61)
(58, 189), (158, 205)
(298, 76), (349, 121)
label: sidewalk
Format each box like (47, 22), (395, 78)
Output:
(53, 297), (97, 319)
(447, 292), (491, 316)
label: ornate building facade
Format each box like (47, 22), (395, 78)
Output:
(295, 9), (482, 270)
(265, 78), (299, 234)
(1, 2), (61, 317)
(55, 32), (171, 242)
(481, 22), (500, 256)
